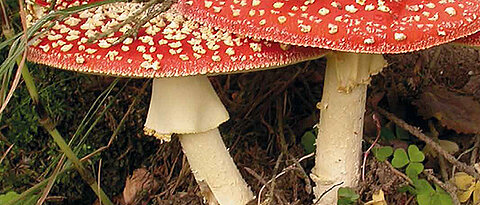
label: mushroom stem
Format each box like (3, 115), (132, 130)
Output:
(179, 128), (254, 205)
(144, 76), (253, 204)
(311, 53), (385, 204)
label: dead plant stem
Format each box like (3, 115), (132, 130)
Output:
(423, 169), (460, 205)
(471, 134), (480, 165)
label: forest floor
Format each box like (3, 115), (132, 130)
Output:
(1, 44), (480, 204)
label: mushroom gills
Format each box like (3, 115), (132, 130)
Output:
(311, 53), (385, 204)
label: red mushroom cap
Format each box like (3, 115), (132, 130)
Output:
(178, 0), (480, 54)
(26, 0), (326, 78)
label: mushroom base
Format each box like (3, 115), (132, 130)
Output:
(311, 53), (385, 204)
(179, 128), (254, 205)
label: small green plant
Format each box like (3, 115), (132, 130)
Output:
(301, 128), (317, 154)
(391, 145), (425, 180)
(0, 191), (38, 205)
(373, 144), (452, 205)
(337, 187), (359, 205)
(403, 179), (453, 205)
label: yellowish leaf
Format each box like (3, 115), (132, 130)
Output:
(473, 182), (480, 204)
(458, 186), (475, 203)
(365, 189), (387, 205)
(454, 172), (476, 190)
(453, 172), (476, 202)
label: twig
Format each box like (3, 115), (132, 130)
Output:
(375, 107), (480, 178)
(97, 159), (103, 205)
(36, 155), (66, 205)
(244, 167), (269, 188)
(471, 134), (480, 165)
(244, 68), (304, 118)
(255, 152), (314, 205)
(428, 121), (448, 181)
(89, 0), (174, 45)
(385, 160), (413, 185)
(81, 80), (149, 161)
(423, 169), (460, 205)
(287, 153), (312, 194)
(362, 113), (381, 181)
(313, 182), (344, 205)
(0, 143), (14, 165)
(267, 153), (284, 205)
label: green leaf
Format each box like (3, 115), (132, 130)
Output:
(0, 191), (37, 205)
(396, 125), (410, 140)
(373, 146), (393, 162)
(380, 127), (396, 141)
(413, 179), (435, 195)
(392, 148), (409, 168)
(301, 130), (316, 154)
(0, 192), (20, 204)
(417, 193), (433, 205)
(337, 187), (359, 205)
(434, 184), (453, 205)
(408, 145), (425, 163)
(434, 192), (453, 205)
(406, 162), (424, 180)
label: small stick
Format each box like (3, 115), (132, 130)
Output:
(287, 153), (312, 194)
(471, 134), (480, 165)
(255, 152), (314, 205)
(375, 107), (480, 178)
(428, 121), (449, 181)
(313, 182), (344, 205)
(266, 153), (284, 204)
(0, 143), (14, 165)
(423, 169), (460, 205)
(81, 80), (149, 161)
(97, 159), (103, 205)
(385, 160), (413, 185)
(362, 114), (381, 181)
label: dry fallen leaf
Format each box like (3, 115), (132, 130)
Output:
(123, 168), (160, 205)
(453, 172), (478, 203)
(365, 189), (387, 205)
(414, 86), (480, 134)
(423, 140), (459, 158)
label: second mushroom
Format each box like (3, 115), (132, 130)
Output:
(25, 0), (327, 204)
(178, 0), (480, 203)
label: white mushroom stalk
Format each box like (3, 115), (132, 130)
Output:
(311, 53), (385, 204)
(144, 76), (253, 205)
(178, 0), (480, 203)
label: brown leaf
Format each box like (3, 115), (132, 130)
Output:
(414, 86), (480, 134)
(463, 75), (480, 98)
(123, 168), (160, 205)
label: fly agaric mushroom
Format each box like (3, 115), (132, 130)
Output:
(178, 0), (480, 203)
(25, 0), (327, 204)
